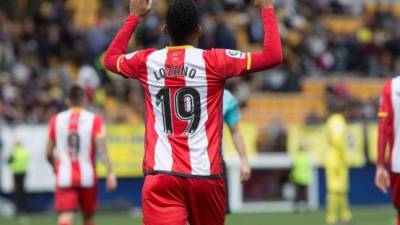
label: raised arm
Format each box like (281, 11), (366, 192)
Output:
(103, 0), (152, 75)
(249, 1), (283, 72)
(205, 0), (282, 79)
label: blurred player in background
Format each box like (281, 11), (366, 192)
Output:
(46, 85), (117, 225)
(8, 141), (29, 217)
(222, 89), (251, 214)
(325, 104), (352, 225)
(103, 0), (282, 224)
(375, 77), (400, 225)
(290, 145), (312, 212)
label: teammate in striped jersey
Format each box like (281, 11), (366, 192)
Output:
(46, 85), (117, 225)
(104, 0), (282, 224)
(376, 77), (400, 225)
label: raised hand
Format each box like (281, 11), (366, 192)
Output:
(130, 0), (153, 18)
(255, 0), (274, 9)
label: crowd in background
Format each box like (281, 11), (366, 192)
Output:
(0, 0), (397, 151)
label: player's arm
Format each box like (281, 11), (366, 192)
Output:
(94, 116), (117, 191)
(208, 0), (282, 79)
(46, 116), (56, 172)
(103, 0), (152, 77)
(96, 135), (117, 191)
(377, 81), (392, 168)
(224, 93), (251, 182)
(376, 81), (392, 194)
(229, 123), (251, 182)
(46, 141), (56, 171)
(249, 0), (283, 73)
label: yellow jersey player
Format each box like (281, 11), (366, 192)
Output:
(325, 104), (352, 225)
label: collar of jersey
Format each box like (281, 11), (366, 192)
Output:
(166, 45), (194, 50)
(70, 107), (83, 113)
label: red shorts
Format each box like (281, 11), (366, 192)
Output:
(391, 173), (400, 209)
(142, 174), (226, 225)
(55, 186), (98, 215)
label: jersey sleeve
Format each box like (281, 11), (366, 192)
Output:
(377, 80), (392, 166)
(203, 8), (282, 80)
(110, 50), (154, 79)
(223, 91), (241, 126)
(103, 15), (155, 80)
(93, 115), (106, 138)
(378, 81), (392, 119)
(48, 116), (56, 142)
(204, 49), (250, 79)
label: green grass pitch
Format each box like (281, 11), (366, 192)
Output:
(0, 207), (396, 225)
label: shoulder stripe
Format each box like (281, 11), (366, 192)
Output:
(246, 53), (252, 70)
(116, 55), (124, 73)
(378, 112), (388, 117)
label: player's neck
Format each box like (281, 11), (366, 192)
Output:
(69, 107), (83, 112)
(169, 39), (198, 48)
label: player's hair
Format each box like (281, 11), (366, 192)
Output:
(68, 85), (85, 106)
(332, 99), (352, 114)
(166, 0), (199, 44)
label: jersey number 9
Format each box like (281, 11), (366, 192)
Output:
(68, 132), (80, 157)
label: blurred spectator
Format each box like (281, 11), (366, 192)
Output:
(290, 145), (312, 212)
(257, 119), (287, 153)
(8, 141), (29, 216)
(0, 0), (397, 129)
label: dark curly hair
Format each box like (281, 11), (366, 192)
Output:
(68, 85), (85, 106)
(166, 0), (199, 45)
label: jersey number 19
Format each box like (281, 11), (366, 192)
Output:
(156, 87), (201, 136)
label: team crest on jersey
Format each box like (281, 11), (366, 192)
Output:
(125, 51), (138, 60)
(225, 49), (246, 59)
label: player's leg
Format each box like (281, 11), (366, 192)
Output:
(55, 188), (79, 225)
(186, 178), (226, 225)
(325, 164), (339, 225)
(222, 159), (231, 214)
(295, 184), (308, 212)
(58, 212), (76, 225)
(390, 173), (400, 225)
(337, 168), (352, 223)
(338, 192), (352, 223)
(82, 214), (95, 225)
(326, 192), (338, 225)
(142, 174), (188, 225)
(79, 187), (98, 225)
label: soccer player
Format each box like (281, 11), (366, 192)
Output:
(325, 106), (352, 225)
(103, 0), (282, 224)
(222, 89), (251, 214)
(46, 85), (117, 225)
(376, 77), (400, 225)
(290, 145), (312, 212)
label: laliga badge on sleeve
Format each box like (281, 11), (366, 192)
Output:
(225, 49), (246, 59)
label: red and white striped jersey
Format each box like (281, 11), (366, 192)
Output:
(116, 47), (250, 177)
(104, 8), (282, 178)
(378, 76), (400, 172)
(48, 109), (105, 187)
